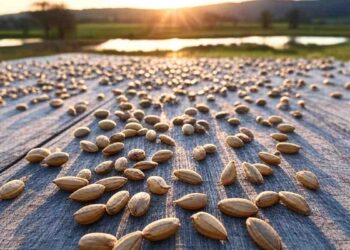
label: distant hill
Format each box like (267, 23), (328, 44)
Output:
(1, 0), (350, 26)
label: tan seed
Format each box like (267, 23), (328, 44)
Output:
(268, 115), (283, 125)
(159, 134), (176, 146)
(243, 162), (264, 185)
(218, 198), (258, 217)
(144, 115), (161, 125)
(220, 160), (237, 186)
(239, 127), (254, 141)
(147, 176), (170, 195)
(279, 191), (311, 215)
(296, 170), (320, 190)
(246, 217), (282, 250)
(174, 193), (208, 210)
(182, 124), (194, 136)
(125, 122), (143, 131)
(99, 119), (116, 131)
(270, 133), (288, 142)
(113, 231), (142, 250)
(255, 191), (280, 208)
(78, 233), (117, 250)
(191, 212), (228, 240)
(25, 148), (51, 163)
(226, 135), (244, 148)
(110, 132), (125, 143)
(43, 152), (69, 167)
(145, 130), (157, 141)
(0, 179), (25, 200)
(114, 157), (128, 171)
(74, 204), (106, 225)
(128, 149), (146, 161)
(69, 184), (105, 202)
(95, 176), (127, 191)
(277, 123), (295, 133)
(276, 142), (301, 154)
(95, 161), (114, 175)
(142, 218), (180, 241)
(80, 140), (99, 153)
(193, 146), (206, 161)
(154, 122), (169, 132)
(234, 104), (250, 114)
(106, 190), (130, 215)
(77, 169), (92, 181)
(203, 144), (217, 154)
(102, 142), (124, 156)
(95, 135), (110, 149)
(74, 127), (91, 138)
(258, 152), (281, 165)
(253, 163), (273, 176)
(94, 109), (110, 119)
(124, 168), (145, 181)
(173, 169), (203, 185)
(133, 161), (158, 171)
(53, 176), (89, 192)
(128, 192), (151, 217)
(152, 150), (173, 163)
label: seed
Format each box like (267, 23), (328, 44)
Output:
(78, 233), (117, 250)
(234, 104), (250, 114)
(137, 128), (148, 136)
(174, 193), (208, 210)
(142, 218), (180, 241)
(268, 115), (283, 125)
(25, 148), (51, 163)
(276, 142), (301, 154)
(122, 129), (138, 138)
(182, 124), (194, 135)
(239, 127), (254, 141)
(43, 152), (69, 167)
(106, 190), (130, 215)
(74, 204), (106, 225)
(147, 176), (170, 195)
(256, 98), (266, 106)
(279, 191), (311, 215)
(227, 117), (240, 126)
(270, 133), (288, 142)
(133, 109), (145, 121)
(125, 122), (143, 131)
(195, 103), (210, 113)
(191, 212), (228, 240)
(218, 198), (258, 217)
(75, 103), (88, 113)
(77, 169), (92, 181)
(74, 127), (91, 138)
(235, 133), (251, 143)
(99, 119), (116, 131)
(124, 168), (145, 181)
(173, 169), (203, 185)
(226, 135), (244, 148)
(53, 176), (89, 192)
(95, 161), (114, 175)
(258, 152), (281, 165)
(255, 191), (280, 208)
(185, 107), (198, 116)
(172, 116), (185, 126)
(277, 123), (295, 133)
(16, 103), (28, 111)
(128, 192), (151, 217)
(197, 120), (210, 130)
(128, 149), (146, 161)
(69, 184), (105, 202)
(94, 109), (110, 119)
(145, 129), (157, 141)
(95, 177), (127, 191)
(159, 134), (176, 146)
(80, 140), (99, 153)
(114, 157), (128, 171)
(243, 162), (264, 185)
(96, 135), (110, 149)
(154, 122), (169, 132)
(193, 146), (206, 161)
(144, 115), (161, 125)
(113, 231), (142, 250)
(115, 110), (131, 121)
(215, 111), (229, 119)
(151, 150), (173, 163)
(50, 98), (64, 108)
(102, 142), (124, 156)
(203, 144), (217, 154)
(246, 217), (282, 250)
(133, 161), (158, 171)
(0, 179), (25, 200)
(110, 132), (125, 143)
(220, 160), (237, 186)
(296, 170), (320, 190)
(253, 163), (273, 176)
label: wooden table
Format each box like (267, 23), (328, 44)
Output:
(0, 54), (349, 250)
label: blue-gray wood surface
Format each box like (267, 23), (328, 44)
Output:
(0, 54), (349, 250)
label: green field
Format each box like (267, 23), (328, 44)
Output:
(1, 22), (350, 39)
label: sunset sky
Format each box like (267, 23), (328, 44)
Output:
(0, 0), (247, 15)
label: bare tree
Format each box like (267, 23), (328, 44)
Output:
(261, 10), (272, 29)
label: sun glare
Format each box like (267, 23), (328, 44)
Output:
(131, 0), (214, 9)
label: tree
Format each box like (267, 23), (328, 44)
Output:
(260, 10), (272, 29)
(30, 1), (76, 39)
(287, 9), (300, 29)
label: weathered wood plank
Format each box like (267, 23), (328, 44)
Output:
(0, 54), (349, 250)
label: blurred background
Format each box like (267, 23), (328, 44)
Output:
(0, 0), (350, 60)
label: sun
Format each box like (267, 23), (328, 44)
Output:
(136, 0), (209, 9)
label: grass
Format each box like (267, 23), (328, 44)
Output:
(1, 22), (350, 39)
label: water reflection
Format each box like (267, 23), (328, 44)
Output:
(94, 36), (348, 52)
(0, 38), (43, 48)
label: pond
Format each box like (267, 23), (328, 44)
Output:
(93, 36), (348, 52)
(0, 38), (43, 47)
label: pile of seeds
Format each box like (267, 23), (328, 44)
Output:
(2, 54), (347, 250)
